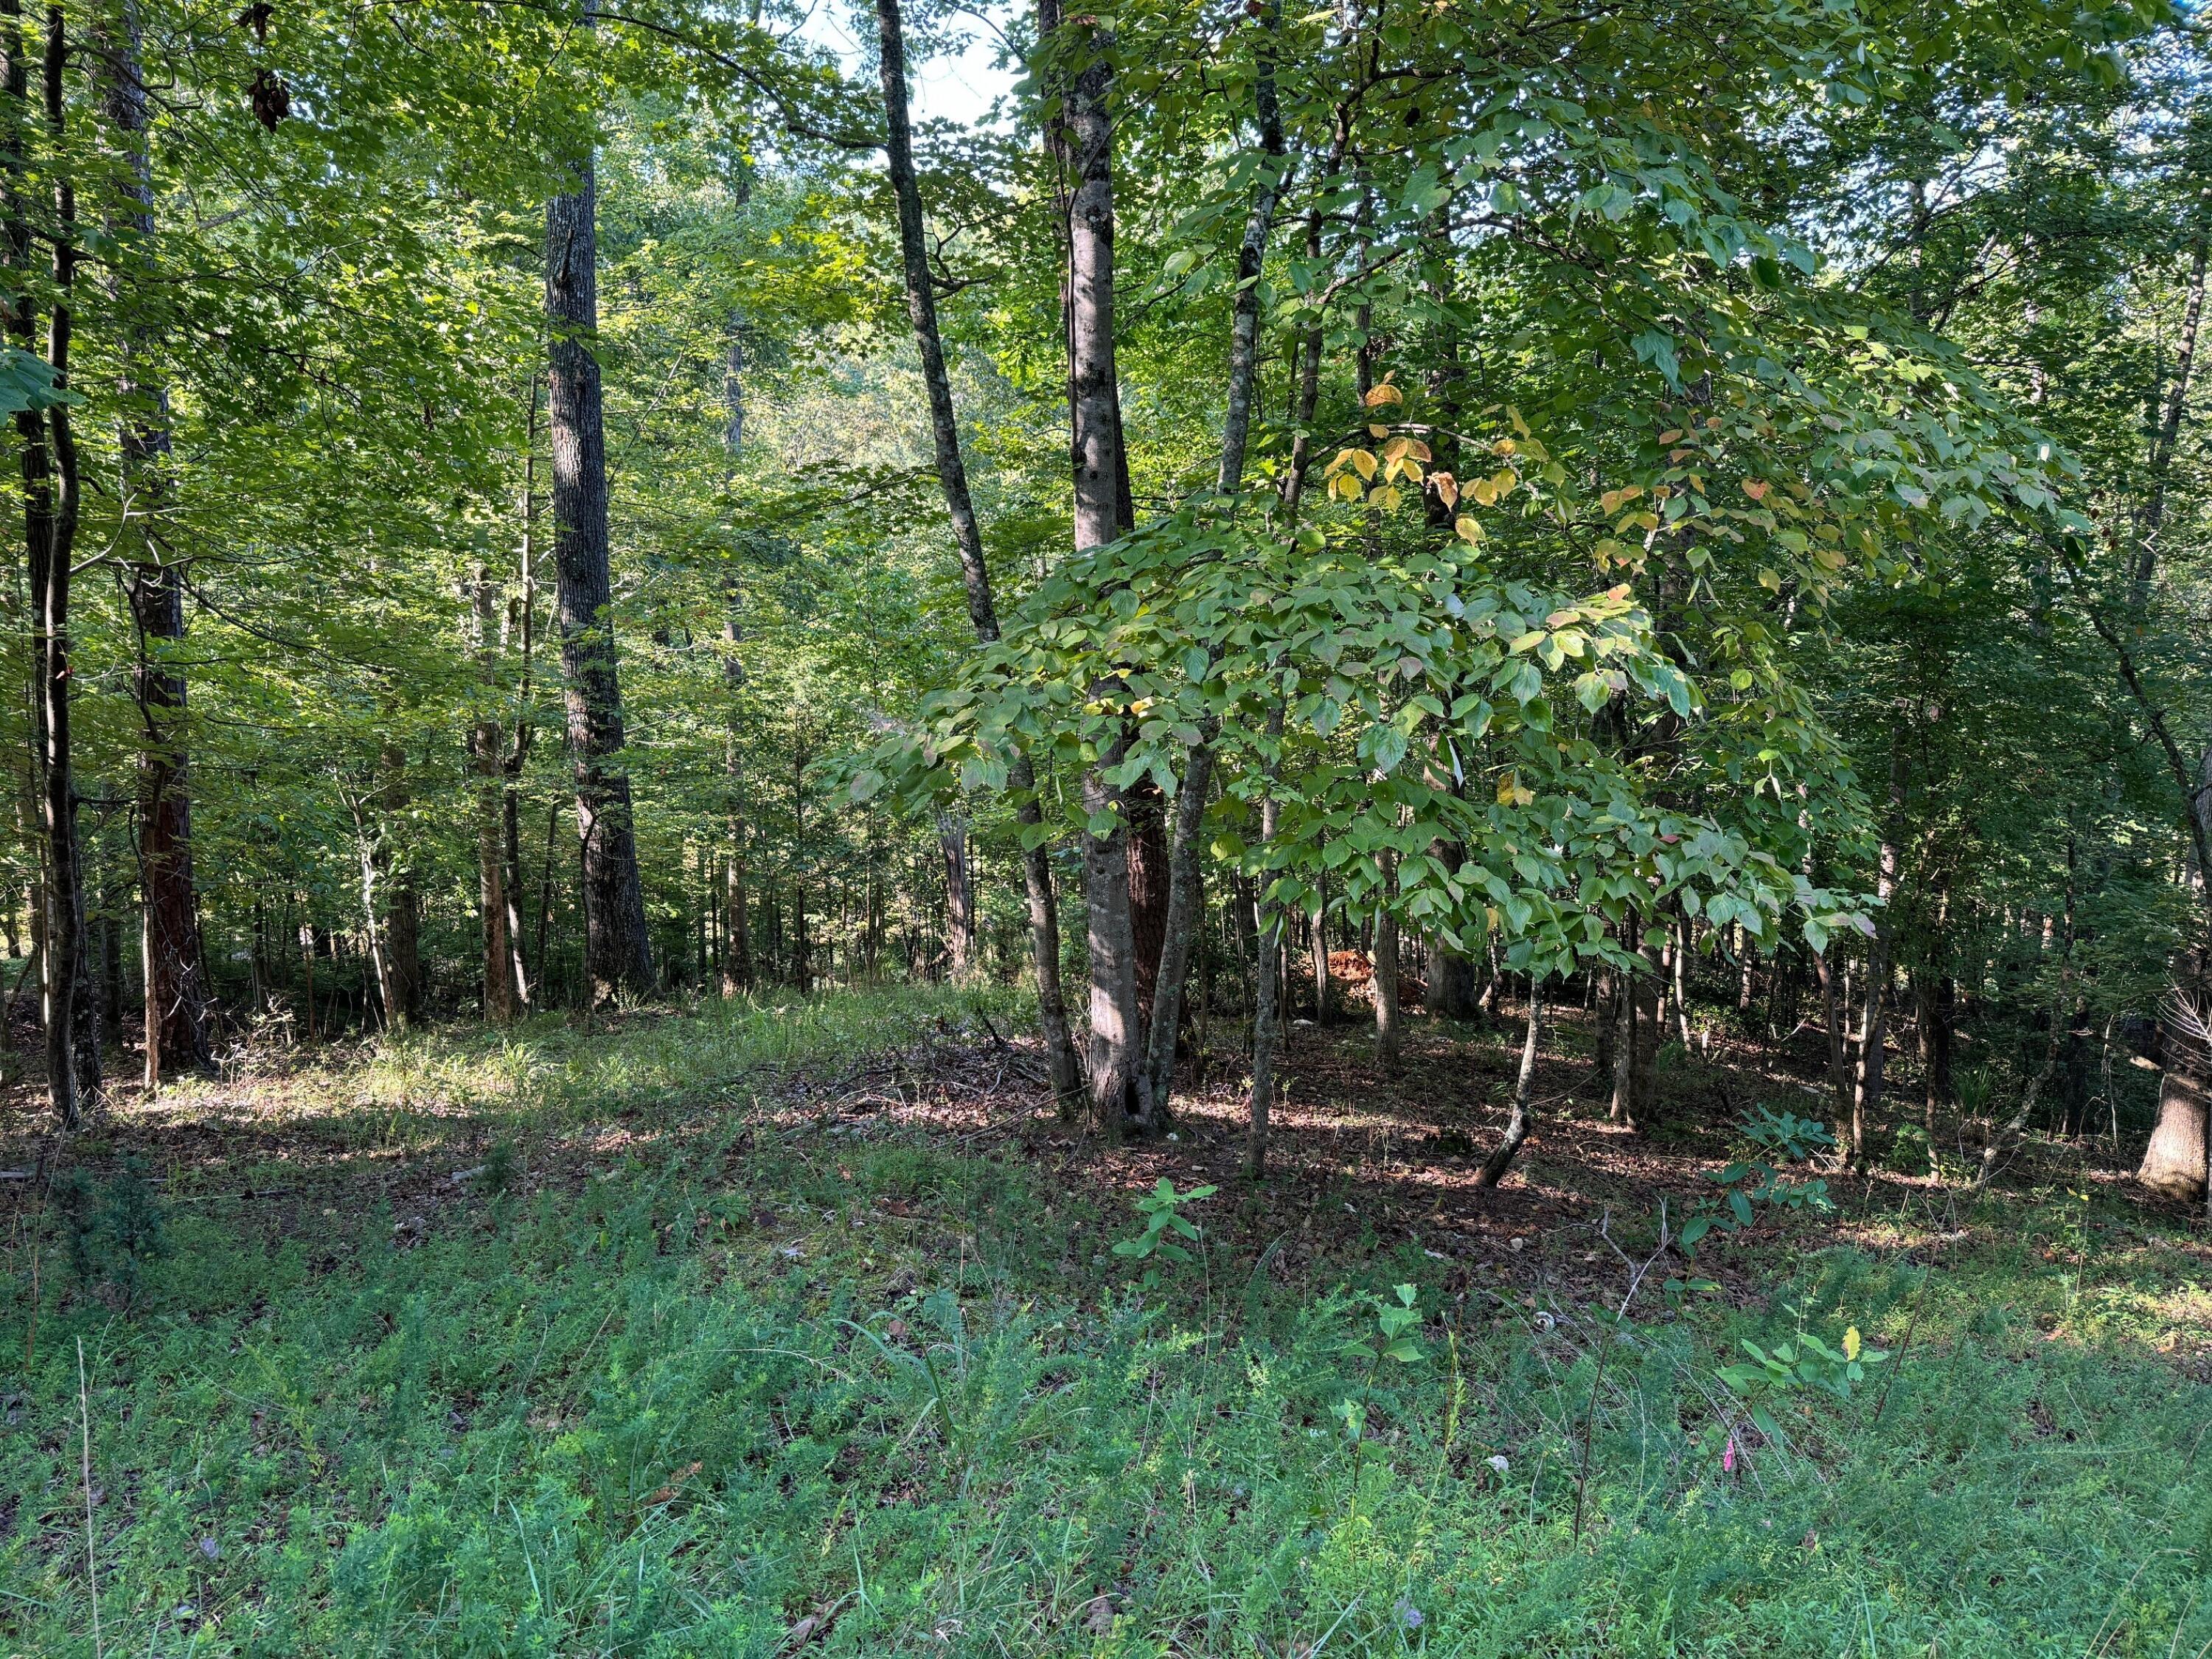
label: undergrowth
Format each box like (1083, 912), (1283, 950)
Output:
(3, 987), (2210, 1657)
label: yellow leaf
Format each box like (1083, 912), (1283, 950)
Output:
(1455, 515), (1484, 544)
(1402, 439), (1432, 462)
(1657, 428), (1683, 444)
(1368, 422), (1391, 439)
(1489, 469), (1518, 498)
(1350, 450), (1377, 481)
(1496, 771), (1520, 805)
(1843, 1326), (1862, 1361)
(1364, 381), (1404, 406)
(1742, 478), (1769, 501)
(1399, 458), (1425, 484)
(1326, 448), (1357, 476)
(1374, 485), (1402, 511)
(1332, 472), (1363, 501)
(1432, 472), (1459, 507)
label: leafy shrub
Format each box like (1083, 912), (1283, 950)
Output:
(52, 1157), (170, 1307)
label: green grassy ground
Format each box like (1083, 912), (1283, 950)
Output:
(4, 986), (2211, 1657)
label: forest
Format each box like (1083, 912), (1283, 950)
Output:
(4, 0), (2212, 1652)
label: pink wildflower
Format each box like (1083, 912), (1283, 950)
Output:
(1722, 1435), (1737, 1475)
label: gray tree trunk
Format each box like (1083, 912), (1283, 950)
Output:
(547, 162), (654, 1002)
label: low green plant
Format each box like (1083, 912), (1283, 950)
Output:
(1335, 1283), (1427, 1517)
(1679, 1107), (1835, 1250)
(1112, 1177), (1216, 1290)
(52, 1157), (170, 1307)
(1955, 1064), (1994, 1120)
(1717, 1307), (1888, 1441)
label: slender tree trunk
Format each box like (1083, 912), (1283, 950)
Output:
(1631, 931), (1661, 1122)
(1309, 883), (1331, 1022)
(1850, 734), (1907, 1169)
(1478, 986), (1543, 1187)
(473, 566), (515, 1024)
(939, 812), (977, 982)
(375, 742), (421, 1029)
(1610, 927), (1635, 1126)
(882, 0), (1080, 1099)
(1917, 970), (1954, 1134)
(1594, 961), (1615, 1082)
(1215, 0), (1283, 494)
(1082, 742), (1150, 1135)
(1813, 947), (1852, 1133)
(1371, 853), (1400, 1074)
(2132, 228), (2208, 609)
(546, 156), (653, 1003)
(1141, 737), (1214, 1116)
(1246, 706), (1286, 1178)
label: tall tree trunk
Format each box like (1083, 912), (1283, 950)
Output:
(13, 0), (88, 1119)
(1477, 985), (1543, 1187)
(882, 0), (1080, 1099)
(546, 156), (654, 1004)
(1061, 7), (1150, 1126)
(1214, 0), (1283, 495)
(473, 565), (515, 1023)
(100, 0), (209, 1082)
(1610, 925), (1635, 1126)
(720, 667), (751, 995)
(2132, 229), (2208, 610)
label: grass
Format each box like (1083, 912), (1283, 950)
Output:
(4, 984), (2211, 1657)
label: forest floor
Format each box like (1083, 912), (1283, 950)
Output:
(3, 984), (2211, 1657)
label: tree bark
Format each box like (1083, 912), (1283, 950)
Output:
(2139, 991), (2210, 1203)
(1082, 742), (1150, 1136)
(546, 158), (654, 1004)
(1125, 778), (1170, 1025)
(1849, 734), (1907, 1169)
(1477, 985), (1542, 1187)
(375, 742), (421, 1029)
(2132, 229), (2208, 609)
(12, 0), (90, 1119)
(1609, 927), (1635, 1126)
(882, 0), (1079, 1097)
(1141, 737), (1213, 1115)
(473, 566), (515, 1024)
(1812, 947), (1851, 1135)
(1246, 706), (1286, 1178)
(938, 812), (976, 982)
(100, 0), (209, 1082)
(1371, 853), (1400, 1074)
(1214, 0), (1284, 495)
